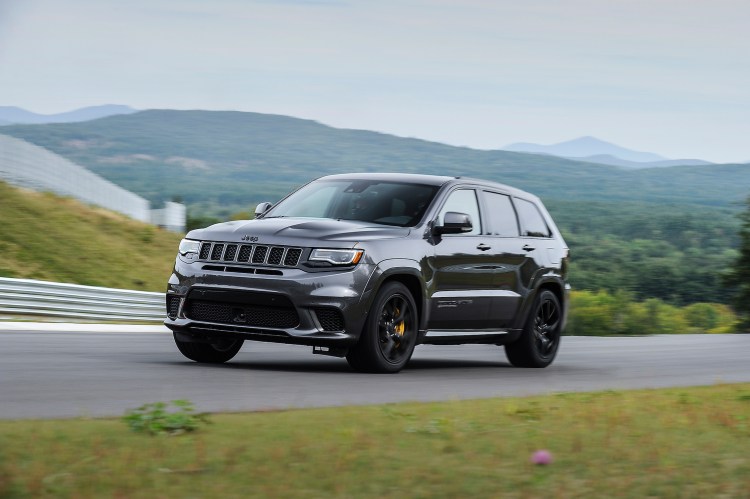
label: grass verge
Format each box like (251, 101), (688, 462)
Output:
(1, 384), (749, 498)
(0, 181), (181, 291)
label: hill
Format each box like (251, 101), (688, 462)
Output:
(504, 136), (667, 162)
(0, 181), (181, 291)
(3, 110), (748, 217)
(503, 136), (713, 168)
(0, 105), (137, 125)
(566, 154), (712, 169)
(0, 110), (746, 305)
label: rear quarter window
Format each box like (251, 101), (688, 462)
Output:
(514, 198), (551, 238)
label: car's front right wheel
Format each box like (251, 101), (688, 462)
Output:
(505, 289), (562, 368)
(174, 334), (244, 363)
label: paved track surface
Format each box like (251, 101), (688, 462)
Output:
(2, 329), (749, 419)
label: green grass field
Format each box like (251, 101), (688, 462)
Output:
(1, 384), (749, 498)
(0, 181), (181, 292)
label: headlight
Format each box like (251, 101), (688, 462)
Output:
(309, 248), (364, 265)
(178, 239), (201, 256)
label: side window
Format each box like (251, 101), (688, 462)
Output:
(438, 189), (481, 235)
(514, 198), (551, 237)
(483, 191), (519, 237)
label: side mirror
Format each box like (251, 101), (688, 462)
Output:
(434, 211), (473, 235)
(254, 202), (273, 219)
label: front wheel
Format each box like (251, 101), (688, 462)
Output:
(505, 290), (562, 368)
(346, 282), (418, 373)
(174, 333), (244, 363)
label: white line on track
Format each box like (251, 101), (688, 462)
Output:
(0, 321), (170, 333)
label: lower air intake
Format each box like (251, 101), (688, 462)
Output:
(166, 295), (181, 319)
(186, 300), (299, 329)
(314, 307), (345, 332)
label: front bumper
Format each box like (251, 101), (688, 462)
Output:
(164, 259), (375, 347)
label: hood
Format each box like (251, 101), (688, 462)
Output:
(187, 217), (411, 246)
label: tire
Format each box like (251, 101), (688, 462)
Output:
(346, 282), (418, 373)
(505, 290), (562, 368)
(174, 333), (244, 363)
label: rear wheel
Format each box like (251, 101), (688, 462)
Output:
(505, 290), (561, 368)
(174, 333), (244, 363)
(347, 282), (418, 373)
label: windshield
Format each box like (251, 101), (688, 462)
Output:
(264, 179), (440, 227)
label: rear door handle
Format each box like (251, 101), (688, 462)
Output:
(522, 244), (536, 252)
(477, 243), (491, 251)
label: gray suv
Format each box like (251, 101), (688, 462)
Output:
(165, 173), (569, 373)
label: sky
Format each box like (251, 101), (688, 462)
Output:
(1, 0), (748, 163)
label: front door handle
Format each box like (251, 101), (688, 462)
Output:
(522, 244), (536, 252)
(477, 243), (491, 251)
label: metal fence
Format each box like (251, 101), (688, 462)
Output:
(0, 277), (165, 322)
(0, 134), (152, 222)
(0, 134), (187, 232)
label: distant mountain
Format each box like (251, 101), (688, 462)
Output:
(504, 136), (671, 164)
(568, 154), (713, 169)
(0, 105), (137, 125)
(1, 110), (748, 216)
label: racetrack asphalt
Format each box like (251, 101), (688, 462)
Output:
(1, 324), (749, 419)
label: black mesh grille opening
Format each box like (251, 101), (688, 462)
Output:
(199, 241), (304, 267)
(237, 245), (253, 262)
(199, 243), (212, 260)
(186, 300), (299, 328)
(210, 243), (225, 260)
(268, 247), (284, 265)
(252, 245), (268, 264)
(314, 307), (345, 332)
(223, 244), (238, 261)
(167, 295), (181, 320)
(284, 248), (302, 266)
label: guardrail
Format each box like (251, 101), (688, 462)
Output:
(0, 277), (165, 322)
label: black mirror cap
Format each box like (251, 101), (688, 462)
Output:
(254, 202), (273, 219)
(434, 211), (473, 235)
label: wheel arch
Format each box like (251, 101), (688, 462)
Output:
(538, 280), (564, 308)
(363, 259), (426, 330)
(534, 276), (569, 332)
(379, 273), (423, 326)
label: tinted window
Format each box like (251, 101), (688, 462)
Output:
(265, 179), (439, 227)
(515, 198), (551, 237)
(438, 189), (481, 235)
(483, 191), (519, 236)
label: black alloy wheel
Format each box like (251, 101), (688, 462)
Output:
(174, 333), (244, 363)
(534, 294), (561, 357)
(505, 289), (562, 368)
(347, 282), (418, 373)
(376, 293), (414, 365)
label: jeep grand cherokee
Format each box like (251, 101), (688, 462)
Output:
(165, 173), (569, 373)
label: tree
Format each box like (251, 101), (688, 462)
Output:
(726, 196), (750, 331)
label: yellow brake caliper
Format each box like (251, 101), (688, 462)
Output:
(394, 308), (405, 336)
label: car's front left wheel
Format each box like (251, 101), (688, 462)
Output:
(346, 282), (418, 373)
(174, 334), (244, 363)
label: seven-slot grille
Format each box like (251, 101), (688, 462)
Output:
(198, 242), (302, 267)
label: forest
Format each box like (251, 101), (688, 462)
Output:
(3, 109), (748, 332)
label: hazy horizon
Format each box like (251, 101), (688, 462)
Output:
(1, 0), (748, 163)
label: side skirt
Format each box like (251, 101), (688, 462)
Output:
(418, 328), (521, 346)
